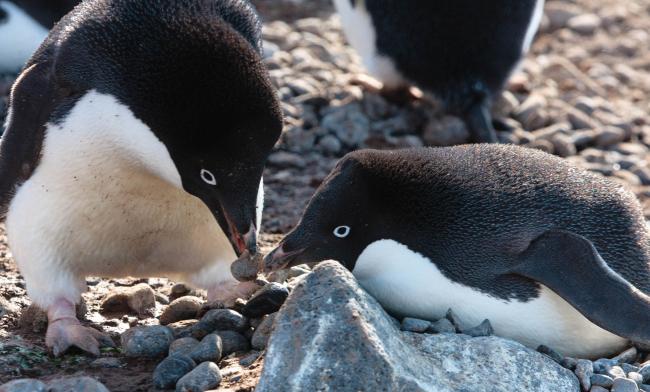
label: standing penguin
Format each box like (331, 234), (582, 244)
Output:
(333, 0), (545, 143)
(1, 0), (283, 356)
(0, 0), (78, 72)
(265, 145), (650, 358)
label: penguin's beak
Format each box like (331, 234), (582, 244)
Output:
(263, 244), (305, 272)
(225, 216), (257, 257)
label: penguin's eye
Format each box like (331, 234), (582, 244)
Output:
(333, 225), (351, 238)
(200, 169), (217, 185)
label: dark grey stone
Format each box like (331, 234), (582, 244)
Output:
(121, 325), (174, 357)
(614, 348), (639, 364)
(214, 330), (250, 355)
(194, 309), (248, 336)
(242, 283), (289, 318)
(159, 296), (202, 325)
(400, 317), (431, 333)
(189, 334), (222, 363)
(252, 313), (277, 351)
(0, 379), (47, 392)
(594, 358), (618, 373)
(239, 351), (262, 367)
(257, 261), (579, 392)
(175, 361), (222, 392)
(47, 377), (109, 392)
(153, 354), (196, 390)
(622, 363), (640, 374)
(445, 309), (462, 332)
(169, 337), (200, 357)
(639, 364), (650, 382)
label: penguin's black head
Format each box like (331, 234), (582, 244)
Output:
(264, 152), (384, 271)
(9, 0), (283, 257)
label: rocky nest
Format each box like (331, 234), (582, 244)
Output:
(1, 0), (650, 391)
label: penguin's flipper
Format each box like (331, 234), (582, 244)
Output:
(0, 61), (57, 218)
(462, 99), (498, 143)
(511, 230), (650, 345)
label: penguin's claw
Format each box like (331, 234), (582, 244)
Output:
(45, 318), (113, 357)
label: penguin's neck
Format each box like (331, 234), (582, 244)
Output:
(45, 90), (182, 188)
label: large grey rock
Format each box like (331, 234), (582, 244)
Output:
(0, 379), (47, 392)
(257, 261), (579, 392)
(48, 377), (109, 392)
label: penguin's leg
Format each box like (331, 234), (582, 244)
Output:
(510, 230), (650, 346)
(461, 98), (498, 143)
(46, 298), (114, 357)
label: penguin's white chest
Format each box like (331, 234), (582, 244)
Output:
(352, 239), (627, 358)
(333, 0), (405, 89)
(5, 92), (243, 300)
(0, 1), (48, 72)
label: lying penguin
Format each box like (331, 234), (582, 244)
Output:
(1, 0), (282, 356)
(265, 144), (650, 358)
(333, 0), (545, 143)
(0, 0), (78, 72)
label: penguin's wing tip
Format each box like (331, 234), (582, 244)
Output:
(512, 229), (650, 345)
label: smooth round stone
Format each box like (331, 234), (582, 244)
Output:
(400, 317), (431, 333)
(575, 360), (594, 391)
(47, 377), (109, 392)
(169, 337), (200, 357)
(462, 319), (493, 337)
(175, 361), (222, 392)
(629, 373), (644, 386)
(239, 351), (262, 367)
(160, 296), (203, 325)
(195, 309), (248, 335)
(188, 334), (222, 363)
(0, 379), (47, 392)
(214, 330), (250, 355)
(612, 378), (640, 392)
(153, 354), (196, 390)
(242, 283), (289, 318)
(121, 325), (174, 357)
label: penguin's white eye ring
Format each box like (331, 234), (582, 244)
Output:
(200, 169), (217, 185)
(333, 225), (351, 238)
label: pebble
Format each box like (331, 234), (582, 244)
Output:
(170, 283), (191, 301)
(401, 317), (432, 333)
(231, 251), (260, 282)
(318, 134), (342, 155)
(47, 377), (109, 392)
(629, 372), (644, 386)
(563, 357), (579, 370)
(610, 366), (628, 380)
(242, 283), (290, 318)
(90, 357), (122, 368)
(612, 378), (640, 392)
(462, 319), (493, 337)
(239, 351), (262, 367)
(591, 387), (609, 392)
(215, 330), (251, 355)
(169, 337), (200, 356)
(568, 14), (602, 35)
(591, 374), (615, 388)
(194, 309), (249, 337)
(252, 312), (278, 350)
(268, 151), (307, 168)
(445, 309), (462, 332)
(153, 354), (196, 390)
(421, 116), (469, 146)
(188, 334), (223, 363)
(594, 358), (618, 373)
(596, 126), (627, 147)
(176, 361), (222, 392)
(160, 296), (203, 325)
(169, 319), (199, 338)
(622, 364), (641, 374)
(639, 364), (650, 382)
(428, 318), (456, 334)
(0, 379), (47, 392)
(100, 283), (156, 317)
(121, 325), (175, 357)
(575, 359), (594, 391)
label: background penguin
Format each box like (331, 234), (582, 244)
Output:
(333, 0), (545, 143)
(0, 0), (78, 72)
(265, 144), (650, 358)
(0, 0), (282, 356)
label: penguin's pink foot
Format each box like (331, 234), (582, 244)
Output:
(45, 299), (113, 357)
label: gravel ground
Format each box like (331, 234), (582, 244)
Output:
(1, 0), (650, 390)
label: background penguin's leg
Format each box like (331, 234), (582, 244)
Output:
(461, 98), (498, 143)
(511, 230), (650, 346)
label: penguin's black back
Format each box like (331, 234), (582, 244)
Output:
(361, 0), (538, 111)
(349, 145), (650, 297)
